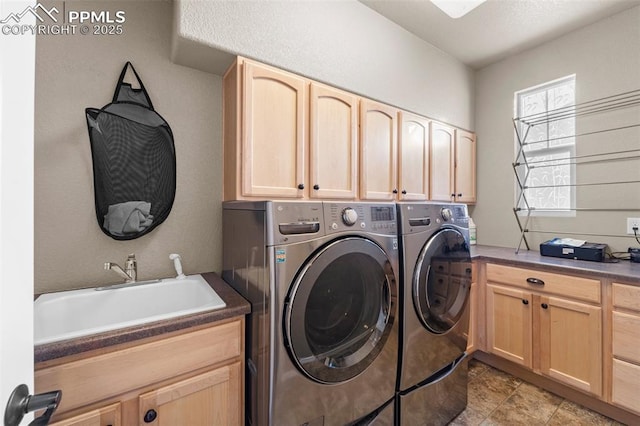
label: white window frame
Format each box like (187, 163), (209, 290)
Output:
(514, 75), (576, 217)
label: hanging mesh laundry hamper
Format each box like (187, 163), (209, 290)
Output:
(86, 62), (176, 240)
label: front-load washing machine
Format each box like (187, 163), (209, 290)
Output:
(223, 201), (399, 426)
(396, 202), (472, 425)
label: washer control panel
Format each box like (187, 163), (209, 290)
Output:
(325, 202), (396, 235)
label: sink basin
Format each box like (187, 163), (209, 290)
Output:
(34, 274), (226, 345)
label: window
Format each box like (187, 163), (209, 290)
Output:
(514, 75), (576, 216)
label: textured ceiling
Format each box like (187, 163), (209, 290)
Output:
(359, 0), (640, 69)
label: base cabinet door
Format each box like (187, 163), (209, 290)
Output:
(49, 403), (121, 426)
(538, 295), (602, 395)
(138, 362), (242, 426)
(612, 359), (640, 414)
(486, 284), (532, 368)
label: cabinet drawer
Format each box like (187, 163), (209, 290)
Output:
(612, 358), (640, 415)
(612, 283), (640, 311)
(613, 311), (640, 363)
(486, 263), (600, 303)
(36, 319), (242, 415)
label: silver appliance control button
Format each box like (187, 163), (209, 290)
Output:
(331, 222), (338, 230)
(441, 208), (453, 221)
(341, 207), (358, 226)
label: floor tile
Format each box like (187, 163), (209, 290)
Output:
(497, 382), (563, 422)
(547, 400), (614, 426)
(449, 406), (486, 426)
(459, 360), (623, 426)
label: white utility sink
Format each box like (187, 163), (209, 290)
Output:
(34, 274), (226, 345)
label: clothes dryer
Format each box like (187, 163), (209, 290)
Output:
(396, 202), (472, 425)
(223, 201), (399, 426)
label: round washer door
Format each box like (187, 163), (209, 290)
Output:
(284, 237), (397, 384)
(413, 227), (471, 334)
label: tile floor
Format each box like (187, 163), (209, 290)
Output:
(450, 359), (625, 426)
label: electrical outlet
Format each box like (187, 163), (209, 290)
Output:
(627, 217), (640, 235)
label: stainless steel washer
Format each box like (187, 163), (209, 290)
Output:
(223, 201), (399, 426)
(396, 202), (472, 425)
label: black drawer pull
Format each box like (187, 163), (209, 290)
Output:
(144, 409), (157, 423)
(522, 299), (529, 305)
(541, 303), (549, 309)
(526, 277), (545, 286)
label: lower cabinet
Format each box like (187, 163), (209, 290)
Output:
(611, 282), (640, 414)
(138, 362), (242, 426)
(485, 263), (602, 397)
(36, 319), (244, 426)
(49, 402), (121, 426)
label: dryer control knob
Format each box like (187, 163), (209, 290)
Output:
(341, 208), (358, 226)
(441, 208), (453, 221)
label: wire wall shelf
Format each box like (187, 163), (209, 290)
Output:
(513, 88), (640, 253)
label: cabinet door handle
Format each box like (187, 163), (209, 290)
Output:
(144, 409), (158, 423)
(393, 189), (398, 194)
(297, 183), (305, 190)
(458, 193), (462, 197)
(401, 189), (407, 194)
(522, 299), (529, 305)
(313, 184), (319, 190)
(541, 303), (549, 309)
(526, 277), (545, 286)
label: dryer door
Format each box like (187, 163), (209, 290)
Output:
(413, 228), (471, 334)
(284, 237), (397, 384)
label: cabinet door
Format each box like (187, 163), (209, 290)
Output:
(309, 83), (358, 199)
(612, 358), (640, 414)
(398, 112), (430, 200)
(138, 362), (242, 426)
(50, 403), (121, 426)
(539, 295), (602, 396)
(466, 281), (478, 353)
(242, 61), (307, 198)
(359, 99), (398, 200)
(454, 129), (476, 203)
(486, 284), (532, 368)
(430, 122), (454, 201)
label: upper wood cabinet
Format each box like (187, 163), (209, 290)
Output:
(360, 99), (398, 200)
(224, 57), (476, 202)
(309, 83), (358, 199)
(224, 58), (307, 200)
(430, 122), (476, 203)
(455, 129), (476, 203)
(430, 122), (455, 202)
(398, 112), (430, 201)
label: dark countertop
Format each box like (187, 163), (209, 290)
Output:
(472, 245), (640, 284)
(34, 272), (250, 364)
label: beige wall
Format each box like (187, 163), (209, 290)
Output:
(174, 0), (475, 131)
(473, 6), (640, 252)
(35, 1), (221, 293)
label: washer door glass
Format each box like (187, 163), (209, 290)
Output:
(413, 228), (471, 334)
(285, 237), (396, 384)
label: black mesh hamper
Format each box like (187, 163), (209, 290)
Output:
(86, 62), (176, 240)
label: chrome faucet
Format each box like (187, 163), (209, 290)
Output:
(104, 253), (137, 283)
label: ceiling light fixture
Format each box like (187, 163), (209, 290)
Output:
(430, 0), (487, 19)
